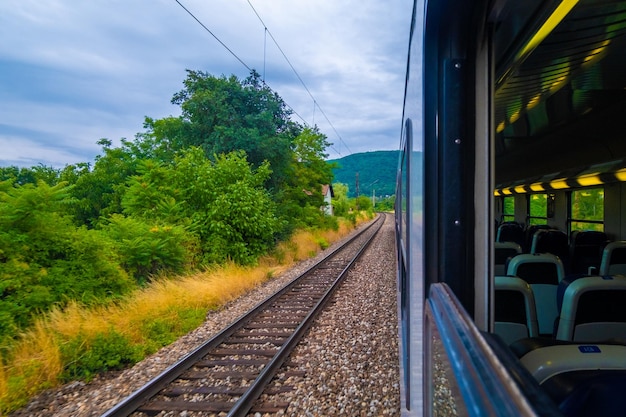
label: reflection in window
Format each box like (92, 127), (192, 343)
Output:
(528, 193), (547, 225)
(502, 196), (515, 222)
(570, 188), (604, 232)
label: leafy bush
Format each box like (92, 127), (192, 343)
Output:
(123, 148), (281, 265)
(0, 181), (133, 344)
(140, 308), (206, 353)
(59, 330), (142, 382)
(102, 215), (198, 283)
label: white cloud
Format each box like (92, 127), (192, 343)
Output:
(0, 0), (413, 167)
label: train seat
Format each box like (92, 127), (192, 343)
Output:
(517, 343), (626, 417)
(555, 275), (626, 342)
(494, 242), (522, 275)
(496, 222), (524, 246)
(545, 370), (626, 417)
(494, 276), (539, 345)
(524, 224), (552, 253)
(507, 253), (564, 336)
(531, 229), (570, 272)
(569, 230), (608, 274)
(599, 241), (626, 275)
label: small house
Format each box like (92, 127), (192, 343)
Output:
(322, 184), (334, 216)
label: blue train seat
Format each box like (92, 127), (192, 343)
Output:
(599, 241), (626, 275)
(494, 242), (522, 275)
(496, 222), (524, 246)
(531, 229), (570, 273)
(507, 253), (564, 336)
(555, 275), (626, 342)
(569, 230), (608, 274)
(516, 342), (626, 417)
(524, 224), (552, 253)
(545, 370), (626, 417)
(494, 276), (539, 345)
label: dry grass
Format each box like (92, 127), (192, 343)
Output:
(0, 216), (370, 414)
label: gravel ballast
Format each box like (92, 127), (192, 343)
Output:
(10, 215), (400, 417)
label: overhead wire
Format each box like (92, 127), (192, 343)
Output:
(245, 0), (351, 156)
(174, 0), (251, 72)
(173, 0), (309, 127)
(173, 0), (346, 156)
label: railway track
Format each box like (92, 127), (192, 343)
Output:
(102, 213), (386, 417)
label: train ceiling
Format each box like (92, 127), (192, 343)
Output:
(492, 0), (626, 185)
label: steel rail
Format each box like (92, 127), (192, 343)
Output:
(101, 214), (385, 417)
(227, 213), (385, 416)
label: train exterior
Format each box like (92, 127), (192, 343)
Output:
(397, 0), (626, 415)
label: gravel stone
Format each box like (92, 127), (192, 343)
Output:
(273, 214), (400, 416)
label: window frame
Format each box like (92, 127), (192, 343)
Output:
(567, 187), (605, 233)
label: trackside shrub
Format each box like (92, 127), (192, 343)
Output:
(59, 329), (142, 382)
(0, 217), (364, 414)
(102, 215), (199, 283)
(0, 181), (133, 345)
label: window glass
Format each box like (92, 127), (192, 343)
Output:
(502, 196), (514, 221)
(528, 193), (547, 225)
(570, 188), (604, 232)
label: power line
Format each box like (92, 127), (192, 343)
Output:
(173, 0), (307, 123)
(173, 0), (344, 156)
(245, 0), (351, 156)
(174, 0), (251, 72)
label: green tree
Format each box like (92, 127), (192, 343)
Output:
(278, 127), (335, 229)
(118, 148), (280, 266)
(375, 195), (396, 211)
(165, 69), (296, 190)
(170, 148), (279, 264)
(331, 183), (351, 217)
(0, 165), (59, 186)
(66, 139), (142, 228)
(102, 215), (196, 283)
(355, 195), (373, 211)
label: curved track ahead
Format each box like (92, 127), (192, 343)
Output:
(102, 214), (385, 417)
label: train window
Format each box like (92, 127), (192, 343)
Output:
(527, 193), (547, 225)
(569, 188), (604, 232)
(502, 196), (514, 222)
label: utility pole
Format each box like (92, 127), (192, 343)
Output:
(369, 179), (379, 209)
(355, 172), (360, 210)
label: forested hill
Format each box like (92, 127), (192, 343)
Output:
(329, 150), (399, 198)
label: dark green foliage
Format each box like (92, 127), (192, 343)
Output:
(375, 195), (396, 211)
(0, 181), (133, 344)
(0, 69), (343, 347)
(140, 308), (206, 353)
(329, 151), (399, 198)
(276, 127), (334, 230)
(116, 148), (280, 266)
(0, 164), (60, 186)
(102, 215), (197, 283)
(59, 330), (142, 382)
(166, 70), (295, 191)
(170, 148), (280, 265)
(65, 139), (143, 228)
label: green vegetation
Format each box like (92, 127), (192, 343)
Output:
(0, 69), (378, 413)
(571, 188), (604, 231)
(0, 216), (370, 413)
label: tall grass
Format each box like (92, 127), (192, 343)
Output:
(0, 215), (371, 415)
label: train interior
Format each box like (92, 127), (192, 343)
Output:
(491, 1), (626, 415)
(401, 0), (626, 415)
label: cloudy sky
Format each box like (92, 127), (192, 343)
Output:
(0, 0), (413, 168)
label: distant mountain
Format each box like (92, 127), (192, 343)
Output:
(328, 150), (399, 198)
